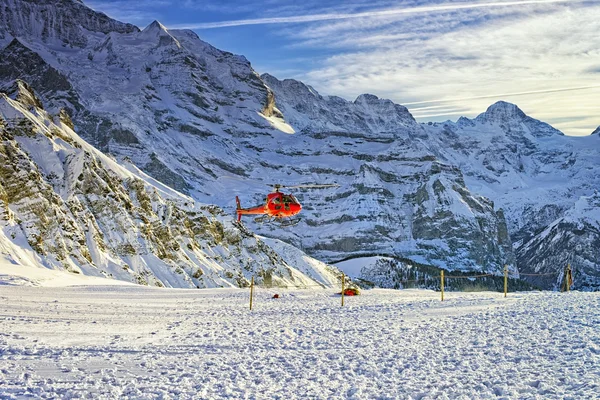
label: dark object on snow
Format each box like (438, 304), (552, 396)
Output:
(338, 288), (360, 296)
(272, 294), (280, 299)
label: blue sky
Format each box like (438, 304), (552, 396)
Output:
(86, 0), (600, 136)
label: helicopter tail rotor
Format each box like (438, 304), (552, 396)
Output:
(235, 196), (242, 221)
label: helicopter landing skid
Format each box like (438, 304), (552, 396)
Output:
(252, 215), (300, 227)
(254, 215), (273, 224)
(276, 217), (301, 227)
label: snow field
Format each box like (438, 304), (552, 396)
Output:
(1, 287), (599, 399)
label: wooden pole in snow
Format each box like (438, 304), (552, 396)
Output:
(249, 276), (254, 310)
(341, 274), (345, 307)
(440, 270), (445, 302)
(504, 265), (508, 298)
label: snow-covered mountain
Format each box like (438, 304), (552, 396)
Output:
(419, 103), (600, 289)
(422, 101), (598, 235)
(1, 0), (598, 289)
(515, 192), (600, 291)
(0, 79), (343, 288)
(263, 71), (600, 289)
(0, 0), (515, 278)
(260, 73), (421, 135)
(0, 0), (138, 46)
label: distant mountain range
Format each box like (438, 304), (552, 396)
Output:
(1, 0), (598, 289)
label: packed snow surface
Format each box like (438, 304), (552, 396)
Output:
(1, 284), (599, 399)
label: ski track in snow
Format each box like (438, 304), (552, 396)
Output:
(0, 287), (599, 399)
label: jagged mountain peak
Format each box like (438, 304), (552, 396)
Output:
(0, 0), (139, 47)
(477, 101), (526, 122)
(1, 79), (44, 110)
(141, 20), (181, 47)
(354, 93), (380, 103)
(472, 100), (563, 137)
(262, 73), (425, 136)
(355, 92), (411, 110)
(591, 126), (600, 135)
(142, 20), (170, 35)
(261, 74), (322, 99)
(456, 116), (475, 127)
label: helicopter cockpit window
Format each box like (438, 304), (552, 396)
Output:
(281, 195), (298, 204)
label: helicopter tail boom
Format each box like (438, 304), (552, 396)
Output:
(235, 196), (266, 221)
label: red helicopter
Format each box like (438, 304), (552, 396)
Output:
(235, 183), (339, 226)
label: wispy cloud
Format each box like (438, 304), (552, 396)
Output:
(274, 0), (600, 135)
(173, 0), (581, 29)
(403, 85), (600, 106)
(178, 0), (286, 14)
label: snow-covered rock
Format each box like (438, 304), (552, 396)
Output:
(516, 192), (600, 291)
(421, 103), (600, 289)
(261, 74), (419, 135)
(0, 80), (343, 288)
(0, 0), (138, 47)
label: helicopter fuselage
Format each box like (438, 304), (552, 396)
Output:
(236, 192), (302, 221)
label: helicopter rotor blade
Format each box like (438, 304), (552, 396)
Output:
(266, 183), (340, 190)
(285, 184), (340, 189)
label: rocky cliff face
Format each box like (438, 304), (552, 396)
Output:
(260, 74), (420, 135)
(0, 38), (81, 114)
(250, 75), (515, 274)
(516, 193), (600, 291)
(0, 80), (343, 288)
(0, 0), (138, 47)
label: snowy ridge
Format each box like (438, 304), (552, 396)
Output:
(261, 73), (420, 136)
(516, 192), (600, 290)
(0, 81), (343, 288)
(0, 0), (138, 48)
(421, 104), (600, 288)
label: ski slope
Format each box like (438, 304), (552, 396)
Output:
(1, 281), (598, 399)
